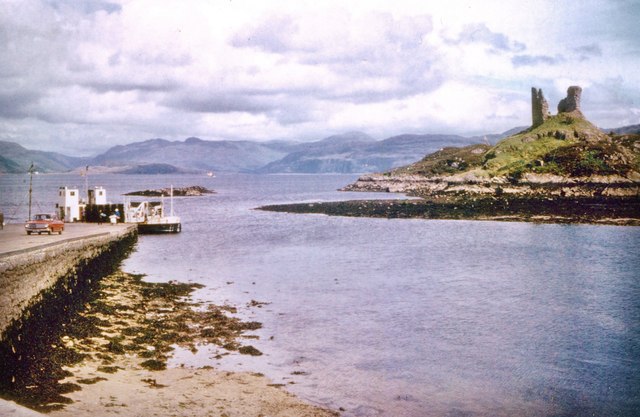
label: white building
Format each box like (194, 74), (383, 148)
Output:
(57, 187), (80, 222)
(88, 186), (107, 205)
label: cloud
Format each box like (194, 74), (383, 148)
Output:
(574, 43), (603, 62)
(511, 54), (565, 67)
(230, 12), (440, 103)
(231, 15), (301, 53)
(0, 86), (44, 119)
(0, 0), (638, 155)
(47, 0), (121, 14)
(449, 23), (526, 52)
(575, 43), (602, 57)
(166, 92), (274, 114)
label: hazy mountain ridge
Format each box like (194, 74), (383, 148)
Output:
(257, 133), (481, 173)
(604, 124), (640, 135)
(1, 124), (638, 174)
(0, 140), (90, 174)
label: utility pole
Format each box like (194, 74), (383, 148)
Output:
(28, 162), (35, 220)
(85, 165), (89, 202)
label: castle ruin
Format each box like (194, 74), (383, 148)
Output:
(531, 85), (583, 127)
(531, 87), (549, 128)
(557, 85), (583, 115)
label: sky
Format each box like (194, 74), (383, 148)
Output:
(1, 0), (639, 156)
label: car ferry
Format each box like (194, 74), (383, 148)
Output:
(124, 187), (181, 234)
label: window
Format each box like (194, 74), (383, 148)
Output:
(70, 191), (75, 196)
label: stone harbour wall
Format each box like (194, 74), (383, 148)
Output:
(0, 226), (137, 342)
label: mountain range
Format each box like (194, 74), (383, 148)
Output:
(1, 124), (638, 175)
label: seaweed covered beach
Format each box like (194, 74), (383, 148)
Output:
(259, 195), (640, 226)
(0, 270), (336, 417)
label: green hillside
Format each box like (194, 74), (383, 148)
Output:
(391, 112), (640, 182)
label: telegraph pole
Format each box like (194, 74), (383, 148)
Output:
(28, 162), (35, 220)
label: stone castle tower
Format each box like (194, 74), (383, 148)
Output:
(557, 86), (583, 115)
(531, 85), (583, 127)
(531, 87), (549, 128)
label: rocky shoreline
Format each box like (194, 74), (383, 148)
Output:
(342, 172), (640, 198)
(323, 86), (639, 226)
(0, 269), (336, 416)
(259, 195), (640, 226)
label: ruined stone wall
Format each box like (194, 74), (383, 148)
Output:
(557, 85), (583, 114)
(531, 87), (550, 128)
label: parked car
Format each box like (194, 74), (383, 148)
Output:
(25, 213), (64, 235)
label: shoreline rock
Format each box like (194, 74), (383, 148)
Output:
(124, 185), (214, 197)
(342, 172), (640, 198)
(1, 269), (336, 416)
(259, 195), (640, 226)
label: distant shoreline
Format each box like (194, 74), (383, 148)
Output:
(259, 195), (640, 226)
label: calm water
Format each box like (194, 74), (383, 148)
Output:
(1, 173), (639, 416)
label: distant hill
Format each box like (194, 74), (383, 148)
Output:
(604, 124), (640, 135)
(2, 122), (639, 174)
(257, 133), (478, 173)
(0, 141), (89, 173)
(90, 137), (290, 173)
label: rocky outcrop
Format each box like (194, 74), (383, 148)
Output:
(557, 86), (583, 115)
(344, 86), (639, 202)
(124, 186), (214, 197)
(531, 87), (550, 128)
(344, 172), (640, 198)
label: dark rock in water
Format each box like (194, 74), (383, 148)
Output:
(125, 186), (214, 196)
(258, 196), (640, 226)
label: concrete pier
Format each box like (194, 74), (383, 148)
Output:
(0, 223), (137, 340)
(0, 223), (137, 415)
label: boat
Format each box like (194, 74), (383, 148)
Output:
(124, 186), (181, 234)
(207, 171), (215, 177)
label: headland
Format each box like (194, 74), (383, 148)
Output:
(261, 86), (640, 225)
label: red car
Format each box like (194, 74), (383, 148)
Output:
(25, 213), (64, 235)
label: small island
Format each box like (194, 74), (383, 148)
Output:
(125, 185), (215, 197)
(260, 86), (640, 226)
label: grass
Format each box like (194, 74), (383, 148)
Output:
(482, 113), (609, 177)
(392, 144), (491, 175)
(386, 114), (639, 181)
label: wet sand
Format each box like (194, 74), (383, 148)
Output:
(2, 269), (337, 417)
(51, 365), (336, 417)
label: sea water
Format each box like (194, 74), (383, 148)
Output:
(1, 173), (639, 416)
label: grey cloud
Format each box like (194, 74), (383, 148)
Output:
(130, 51), (193, 67)
(575, 43), (603, 61)
(453, 23), (526, 52)
(575, 43), (602, 56)
(164, 86), (321, 126)
(47, 0), (121, 15)
(0, 91), (41, 119)
(165, 92), (275, 114)
(512, 54), (565, 67)
(83, 80), (178, 93)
